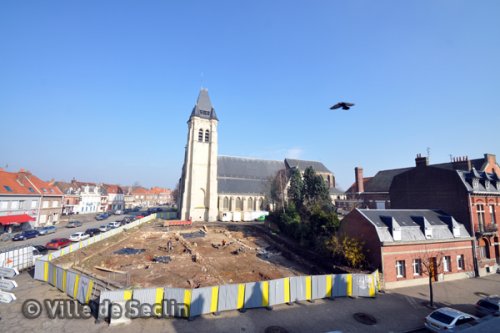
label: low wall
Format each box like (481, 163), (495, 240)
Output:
(34, 213), (381, 320)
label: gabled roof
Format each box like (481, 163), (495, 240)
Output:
(218, 156), (283, 195)
(345, 177), (373, 194)
(0, 170), (62, 196)
(102, 184), (124, 194)
(357, 209), (471, 243)
(285, 159), (332, 174)
(0, 170), (37, 195)
(190, 88), (218, 121)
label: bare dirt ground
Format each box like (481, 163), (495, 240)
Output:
(53, 220), (314, 288)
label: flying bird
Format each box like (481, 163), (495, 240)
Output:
(330, 102), (355, 111)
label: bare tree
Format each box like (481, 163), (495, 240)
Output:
(411, 246), (445, 308)
(268, 169), (288, 212)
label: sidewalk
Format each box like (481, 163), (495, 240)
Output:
(1, 272), (499, 333)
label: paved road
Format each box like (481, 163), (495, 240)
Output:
(0, 213), (133, 251)
(2, 270), (500, 332)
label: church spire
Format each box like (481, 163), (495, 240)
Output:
(190, 88), (218, 121)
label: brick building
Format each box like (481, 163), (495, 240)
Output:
(340, 209), (474, 289)
(390, 153), (500, 276)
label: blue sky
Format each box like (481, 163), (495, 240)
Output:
(1, 1), (499, 190)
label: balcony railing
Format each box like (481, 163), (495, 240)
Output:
(476, 224), (498, 235)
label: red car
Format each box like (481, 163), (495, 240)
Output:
(45, 238), (71, 250)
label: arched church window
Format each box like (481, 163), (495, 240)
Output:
(205, 130), (210, 142)
(223, 197), (229, 210)
(248, 197), (253, 211)
(198, 129), (203, 142)
(236, 197), (242, 211)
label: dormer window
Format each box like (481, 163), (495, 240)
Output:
(205, 130), (210, 142)
(472, 178), (479, 189)
(200, 110), (210, 116)
(497, 181), (500, 191)
(485, 180), (490, 190)
(198, 129), (203, 142)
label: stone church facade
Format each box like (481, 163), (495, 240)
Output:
(178, 89), (339, 222)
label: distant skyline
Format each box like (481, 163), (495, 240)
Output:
(1, 1), (499, 190)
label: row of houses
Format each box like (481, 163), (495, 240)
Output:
(338, 153), (500, 288)
(0, 169), (173, 232)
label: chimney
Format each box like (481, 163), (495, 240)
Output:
(355, 167), (364, 193)
(452, 156), (472, 171)
(415, 153), (429, 168)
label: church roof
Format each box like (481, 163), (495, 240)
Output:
(190, 88), (218, 121)
(217, 156), (283, 195)
(285, 158), (332, 173)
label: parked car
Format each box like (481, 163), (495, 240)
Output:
(69, 232), (90, 242)
(122, 216), (133, 224)
(95, 213), (109, 221)
(475, 296), (500, 316)
(66, 220), (82, 228)
(12, 230), (40, 241)
(114, 210), (123, 215)
(425, 307), (478, 332)
(46, 238), (71, 250)
(36, 225), (57, 235)
(107, 221), (122, 229)
(32, 245), (48, 255)
(84, 228), (101, 237)
(99, 224), (111, 232)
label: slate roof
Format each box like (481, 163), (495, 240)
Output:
(364, 168), (412, 193)
(457, 169), (500, 194)
(190, 88), (218, 121)
(357, 209), (471, 243)
(285, 159), (332, 174)
(217, 156), (283, 195)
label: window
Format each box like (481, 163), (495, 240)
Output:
(28, 187), (35, 193)
(457, 255), (464, 270)
(0, 201), (8, 209)
(248, 197), (253, 211)
(42, 188), (47, 193)
(396, 260), (406, 278)
(3, 185), (13, 192)
(31, 200), (37, 209)
(198, 129), (203, 142)
(42, 201), (49, 208)
(235, 197), (242, 211)
(200, 110), (210, 116)
(412, 259), (422, 276)
(477, 204), (485, 231)
(490, 205), (496, 225)
(223, 197), (229, 210)
(443, 256), (451, 272)
(52, 201), (59, 208)
(11, 201), (19, 210)
(205, 130), (210, 142)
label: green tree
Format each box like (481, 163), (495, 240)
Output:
(287, 168), (304, 209)
(303, 167), (330, 207)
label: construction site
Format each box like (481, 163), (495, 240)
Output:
(53, 219), (322, 289)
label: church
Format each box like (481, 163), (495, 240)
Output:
(178, 89), (340, 222)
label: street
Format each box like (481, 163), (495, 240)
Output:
(0, 212), (133, 251)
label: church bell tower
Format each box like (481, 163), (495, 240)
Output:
(178, 89), (219, 222)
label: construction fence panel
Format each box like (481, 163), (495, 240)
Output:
(55, 266), (65, 291)
(65, 270), (78, 299)
(332, 274), (352, 298)
(244, 281), (269, 309)
(289, 276), (312, 302)
(312, 275), (332, 300)
(217, 283), (245, 312)
(130, 287), (164, 318)
(99, 289), (133, 320)
(163, 288), (190, 318)
(352, 274), (376, 297)
(190, 286), (219, 317)
(76, 274), (94, 304)
(268, 278), (290, 306)
(47, 262), (56, 287)
(34, 259), (46, 280)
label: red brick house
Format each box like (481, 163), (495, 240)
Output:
(390, 153), (500, 276)
(340, 209), (474, 289)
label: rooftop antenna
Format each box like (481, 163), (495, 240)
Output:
(426, 147), (431, 159)
(449, 154), (453, 162)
